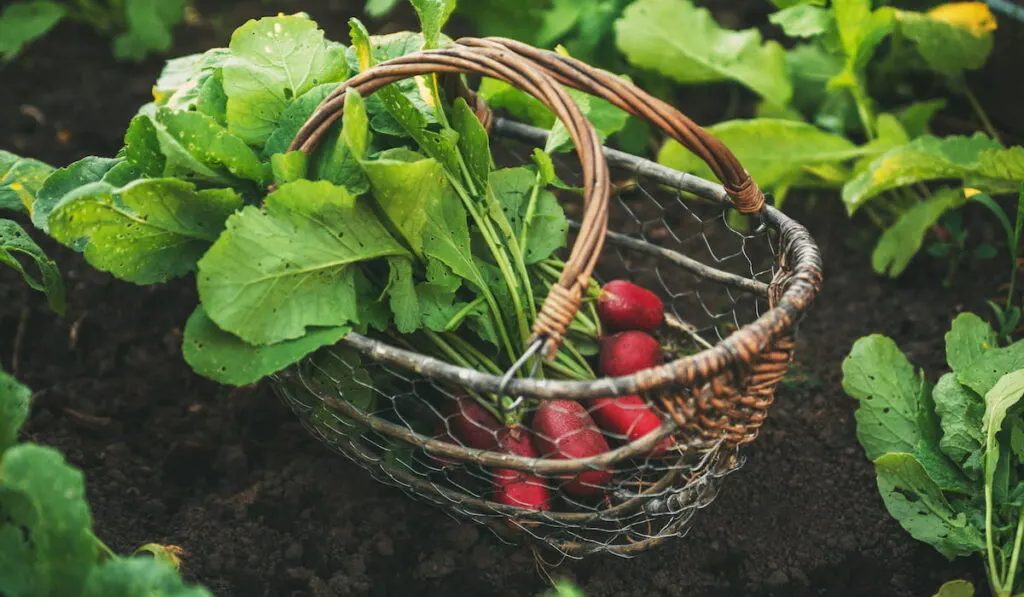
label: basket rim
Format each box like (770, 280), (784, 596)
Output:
(299, 118), (823, 400)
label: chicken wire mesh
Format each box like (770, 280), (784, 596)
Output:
(270, 118), (788, 558)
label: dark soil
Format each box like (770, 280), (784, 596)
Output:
(1, 1), (1020, 596)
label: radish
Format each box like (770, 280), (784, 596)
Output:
(590, 395), (673, 456)
(426, 421), (460, 469)
(597, 280), (664, 331)
(532, 400), (613, 498)
(446, 395), (501, 450)
(599, 330), (664, 378)
(493, 426), (551, 513)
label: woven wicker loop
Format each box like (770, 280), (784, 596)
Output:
(287, 43), (611, 358)
(456, 37), (767, 215)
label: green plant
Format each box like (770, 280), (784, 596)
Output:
(842, 313), (1024, 597)
(0, 0), (189, 63)
(1, 151), (65, 315)
(0, 367), (214, 596)
(6, 5), (627, 411)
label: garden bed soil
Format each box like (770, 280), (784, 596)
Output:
(1, 2), (1020, 596)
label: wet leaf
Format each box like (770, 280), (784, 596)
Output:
(31, 156), (132, 232)
(410, 0), (456, 49)
(0, 219), (65, 314)
(0, 150), (54, 214)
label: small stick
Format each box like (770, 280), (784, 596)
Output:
(62, 408), (112, 431)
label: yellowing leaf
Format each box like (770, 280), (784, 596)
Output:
(928, 2), (997, 36)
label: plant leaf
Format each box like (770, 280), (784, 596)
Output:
(224, 15), (348, 146)
(874, 452), (986, 559)
(933, 372), (985, 473)
(0, 444), (96, 597)
(946, 312), (999, 373)
(197, 180), (408, 345)
(769, 5), (833, 38)
(151, 48), (231, 111)
(131, 107), (272, 189)
(833, 0), (895, 76)
(270, 151), (307, 186)
(49, 178), (242, 285)
(262, 83), (336, 157)
(112, 0), (187, 61)
(0, 150), (54, 214)
(452, 98), (492, 193)
(658, 119), (861, 191)
(842, 334), (923, 459)
(410, 0), (456, 49)
(894, 7), (994, 78)
(0, 368), (30, 455)
(872, 187), (967, 277)
(84, 556), (214, 597)
(957, 339), (1024, 397)
(0, 1), (66, 60)
(181, 305), (350, 386)
(0, 219), (65, 314)
(932, 579), (975, 597)
(978, 370), (1024, 505)
(843, 134), (1024, 213)
(614, 0), (792, 107)
(898, 99), (948, 139)
(31, 156), (132, 232)
(769, 0), (826, 7)
(489, 167), (567, 264)
(386, 257), (421, 333)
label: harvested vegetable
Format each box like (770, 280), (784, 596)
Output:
(493, 426), (552, 512)
(597, 280), (664, 331)
(590, 395), (672, 456)
(532, 400), (613, 497)
(599, 330), (664, 377)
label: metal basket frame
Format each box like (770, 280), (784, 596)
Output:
(271, 38), (824, 557)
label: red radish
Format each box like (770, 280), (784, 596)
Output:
(493, 426), (551, 514)
(532, 400), (613, 498)
(590, 395), (673, 456)
(426, 421), (460, 469)
(599, 331), (664, 378)
(597, 280), (664, 331)
(446, 395), (501, 450)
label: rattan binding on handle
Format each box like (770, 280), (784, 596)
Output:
(287, 43), (610, 358)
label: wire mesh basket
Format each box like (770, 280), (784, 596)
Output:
(271, 38), (823, 558)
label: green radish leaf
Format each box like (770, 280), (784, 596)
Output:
(843, 134), (1024, 213)
(657, 119), (862, 192)
(784, 43), (849, 129)
(360, 157), (483, 294)
(769, 5), (833, 38)
(387, 257), (421, 333)
(314, 89), (371, 194)
(488, 167), (567, 264)
(0, 150), (54, 214)
(151, 48), (231, 111)
(872, 187), (967, 277)
(111, 0), (186, 61)
(933, 372), (985, 472)
(417, 284), (464, 331)
(0, 219), (65, 315)
(477, 77), (556, 129)
(84, 557), (214, 597)
(547, 88), (629, 153)
(946, 312), (999, 374)
(873, 452), (985, 559)
(614, 0), (792, 108)
(0, 368), (30, 455)
(366, 0), (402, 18)
(832, 0), (895, 77)
(197, 180), (408, 345)
(262, 83), (336, 157)
(894, 9), (993, 78)
(768, 0), (826, 7)
(224, 15), (348, 146)
(842, 334), (922, 459)
(410, 0), (456, 49)
(898, 99), (947, 139)
(181, 305), (350, 386)
(957, 339), (1024, 397)
(932, 579), (975, 597)
(31, 156), (133, 232)
(0, 444), (96, 597)
(130, 107), (272, 189)
(49, 178), (242, 285)
(270, 151), (308, 186)
(452, 98), (492, 193)
(0, 1), (66, 60)
(973, 244), (998, 259)
(982, 371), (1024, 493)
(912, 373), (974, 494)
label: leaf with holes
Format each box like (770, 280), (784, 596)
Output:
(982, 370), (1024, 490)
(873, 452), (985, 559)
(488, 167), (567, 264)
(223, 15), (349, 146)
(48, 178), (242, 285)
(0, 219), (65, 314)
(31, 156), (138, 232)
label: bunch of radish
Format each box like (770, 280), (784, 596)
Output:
(427, 280), (673, 512)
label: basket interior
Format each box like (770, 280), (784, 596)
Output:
(273, 132), (781, 557)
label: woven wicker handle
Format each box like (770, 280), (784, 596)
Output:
(457, 38), (767, 215)
(287, 43), (610, 358)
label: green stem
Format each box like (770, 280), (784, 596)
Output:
(851, 82), (876, 141)
(987, 483), (1004, 592)
(1006, 186), (1024, 308)
(543, 357), (590, 381)
(89, 531), (118, 562)
(1003, 506), (1024, 595)
(560, 338), (596, 378)
(444, 296), (486, 331)
(420, 330), (506, 422)
(441, 332), (504, 376)
(963, 82), (1001, 144)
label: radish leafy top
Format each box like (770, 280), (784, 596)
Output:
(13, 9), (626, 388)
